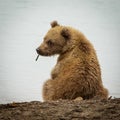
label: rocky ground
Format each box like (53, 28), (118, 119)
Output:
(0, 98), (120, 120)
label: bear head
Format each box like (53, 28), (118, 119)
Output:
(36, 21), (71, 56)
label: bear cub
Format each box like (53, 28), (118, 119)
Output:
(36, 21), (108, 101)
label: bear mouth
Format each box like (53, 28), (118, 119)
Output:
(36, 48), (52, 59)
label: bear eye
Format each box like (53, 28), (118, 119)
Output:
(47, 40), (54, 46)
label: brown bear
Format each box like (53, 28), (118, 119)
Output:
(36, 21), (108, 101)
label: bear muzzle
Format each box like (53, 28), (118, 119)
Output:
(36, 47), (49, 56)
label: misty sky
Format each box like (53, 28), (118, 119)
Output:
(0, 0), (120, 103)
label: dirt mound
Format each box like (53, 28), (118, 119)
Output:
(0, 98), (120, 120)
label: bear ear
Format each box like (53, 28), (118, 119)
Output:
(51, 21), (59, 28)
(61, 28), (71, 40)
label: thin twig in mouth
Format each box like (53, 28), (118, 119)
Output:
(36, 55), (39, 61)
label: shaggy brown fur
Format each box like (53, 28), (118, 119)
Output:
(36, 21), (108, 101)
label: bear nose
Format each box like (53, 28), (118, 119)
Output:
(36, 48), (40, 54)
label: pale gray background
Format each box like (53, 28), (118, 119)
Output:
(0, 0), (120, 104)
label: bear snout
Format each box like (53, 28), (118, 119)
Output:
(36, 47), (47, 56)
